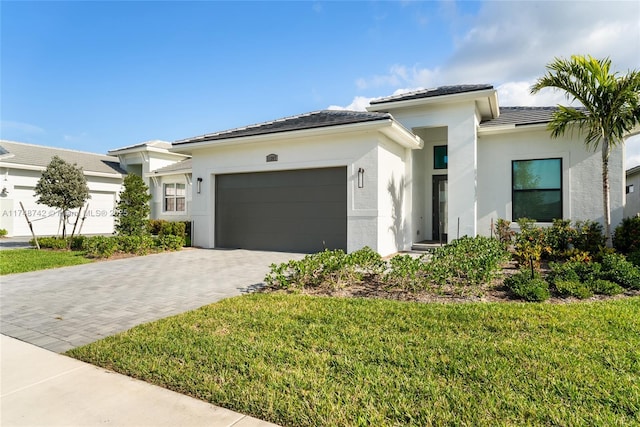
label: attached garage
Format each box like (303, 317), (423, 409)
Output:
(215, 167), (347, 253)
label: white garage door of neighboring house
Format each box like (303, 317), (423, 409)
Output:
(215, 167), (347, 253)
(6, 188), (116, 237)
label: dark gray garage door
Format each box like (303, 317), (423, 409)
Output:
(215, 167), (347, 253)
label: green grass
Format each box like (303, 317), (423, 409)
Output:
(67, 294), (640, 426)
(0, 248), (93, 274)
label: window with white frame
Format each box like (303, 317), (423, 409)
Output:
(164, 183), (186, 212)
(512, 158), (562, 222)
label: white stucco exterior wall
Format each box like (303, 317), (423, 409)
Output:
(624, 168), (640, 218)
(188, 131), (386, 252)
(0, 167), (122, 237)
(477, 127), (625, 234)
(149, 173), (192, 222)
(380, 101), (480, 241)
(376, 137), (413, 255)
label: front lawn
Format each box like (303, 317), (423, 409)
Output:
(67, 294), (640, 426)
(0, 248), (93, 275)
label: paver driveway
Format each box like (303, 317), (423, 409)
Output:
(1, 248), (303, 353)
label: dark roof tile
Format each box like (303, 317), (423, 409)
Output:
(480, 106), (587, 128)
(175, 110), (392, 145)
(0, 140), (126, 175)
(370, 84), (494, 105)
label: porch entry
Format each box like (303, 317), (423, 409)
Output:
(432, 175), (448, 242)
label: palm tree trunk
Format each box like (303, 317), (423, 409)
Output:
(602, 138), (613, 248)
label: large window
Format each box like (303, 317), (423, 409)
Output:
(512, 158), (562, 222)
(164, 183), (186, 212)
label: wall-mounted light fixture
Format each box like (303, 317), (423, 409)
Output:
(197, 177), (203, 194)
(0, 187), (7, 197)
(357, 168), (365, 188)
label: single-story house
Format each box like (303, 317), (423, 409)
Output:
(172, 84), (626, 256)
(625, 165), (640, 218)
(0, 140), (126, 236)
(0, 140), (191, 237)
(1, 85), (632, 254)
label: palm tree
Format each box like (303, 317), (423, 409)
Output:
(531, 55), (640, 247)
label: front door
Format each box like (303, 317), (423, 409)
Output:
(432, 175), (448, 242)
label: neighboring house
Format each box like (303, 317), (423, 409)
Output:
(172, 84), (625, 256)
(0, 140), (191, 237)
(108, 141), (191, 221)
(0, 140), (126, 236)
(625, 165), (640, 218)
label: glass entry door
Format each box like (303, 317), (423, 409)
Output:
(432, 175), (448, 242)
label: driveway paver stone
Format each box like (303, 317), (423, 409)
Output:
(1, 248), (303, 352)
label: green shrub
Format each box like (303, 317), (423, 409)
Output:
(147, 219), (166, 235)
(344, 246), (386, 278)
(503, 271), (550, 302)
(83, 236), (119, 258)
(385, 254), (428, 291)
(572, 220), (605, 254)
(599, 253), (640, 289)
(31, 235), (87, 250)
(589, 279), (624, 296)
(627, 250), (640, 267)
(544, 219), (577, 258)
(547, 260), (602, 286)
(613, 216), (640, 254)
(495, 218), (515, 247)
(426, 236), (508, 286)
(159, 221), (185, 237)
(0, 228), (7, 237)
(555, 279), (593, 299)
(513, 218), (549, 268)
(116, 235), (155, 254)
(68, 235), (86, 250)
(155, 235), (184, 251)
(34, 236), (69, 249)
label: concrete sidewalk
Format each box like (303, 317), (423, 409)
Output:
(1, 334), (279, 426)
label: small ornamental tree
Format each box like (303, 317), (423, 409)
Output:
(34, 156), (90, 239)
(114, 174), (151, 236)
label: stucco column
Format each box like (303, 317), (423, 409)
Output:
(446, 108), (477, 239)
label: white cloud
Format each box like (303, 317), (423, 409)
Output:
(328, 96), (374, 111)
(496, 81), (579, 107)
(337, 1), (640, 110)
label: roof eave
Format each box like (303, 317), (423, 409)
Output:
(108, 146), (189, 158)
(367, 89), (498, 112)
(478, 122), (549, 136)
(0, 161), (124, 178)
(171, 119), (402, 153)
(381, 121), (424, 149)
(148, 169), (193, 177)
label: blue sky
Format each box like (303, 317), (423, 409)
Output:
(2, 1), (639, 167)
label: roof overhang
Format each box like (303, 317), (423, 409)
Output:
(171, 118), (423, 154)
(146, 169), (193, 178)
(0, 161), (124, 179)
(367, 89), (499, 121)
(478, 122), (549, 136)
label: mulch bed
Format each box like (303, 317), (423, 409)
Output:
(261, 260), (640, 304)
